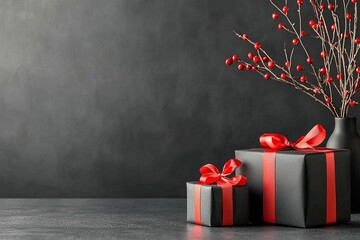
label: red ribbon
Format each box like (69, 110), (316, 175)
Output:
(324, 151), (336, 224)
(260, 124), (326, 150)
(259, 124), (336, 224)
(194, 159), (247, 226)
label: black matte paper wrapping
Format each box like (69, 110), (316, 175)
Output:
(186, 182), (249, 227)
(235, 149), (351, 228)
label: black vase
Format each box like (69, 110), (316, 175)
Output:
(326, 117), (360, 213)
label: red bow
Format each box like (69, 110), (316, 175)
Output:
(260, 124), (326, 150)
(199, 159), (247, 186)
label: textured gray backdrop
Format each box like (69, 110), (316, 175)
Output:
(0, 0), (357, 197)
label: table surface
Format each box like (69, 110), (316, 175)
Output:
(0, 199), (359, 239)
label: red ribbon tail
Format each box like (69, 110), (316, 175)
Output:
(325, 151), (337, 224)
(218, 182), (233, 226)
(194, 184), (202, 225)
(225, 175), (247, 186)
(263, 149), (277, 223)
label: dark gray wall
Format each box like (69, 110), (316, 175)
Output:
(0, 0), (357, 197)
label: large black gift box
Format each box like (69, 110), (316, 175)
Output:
(235, 149), (351, 228)
(187, 182), (249, 226)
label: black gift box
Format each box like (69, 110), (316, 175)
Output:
(186, 182), (249, 226)
(235, 149), (351, 228)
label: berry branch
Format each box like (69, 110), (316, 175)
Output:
(225, 0), (360, 117)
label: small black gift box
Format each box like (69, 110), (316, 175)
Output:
(187, 182), (249, 226)
(186, 159), (249, 227)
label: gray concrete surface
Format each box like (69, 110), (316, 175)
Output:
(0, 199), (358, 239)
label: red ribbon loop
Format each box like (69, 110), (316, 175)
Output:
(199, 159), (247, 186)
(259, 124), (326, 150)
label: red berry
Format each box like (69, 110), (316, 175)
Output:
(253, 56), (261, 63)
(328, 4), (335, 11)
(300, 75), (307, 82)
(292, 38), (300, 45)
(248, 52), (254, 59)
(301, 31), (307, 37)
(232, 55), (239, 61)
(307, 57), (313, 64)
(264, 73), (271, 80)
(313, 88), (319, 94)
(357, 67), (360, 73)
(345, 91), (350, 97)
(282, 6), (289, 14)
(238, 64), (245, 71)
(297, 0), (303, 5)
(320, 4), (326, 10)
(350, 101), (357, 107)
(285, 61), (290, 68)
(246, 64), (252, 70)
(296, 65), (303, 71)
(352, 0), (358, 3)
(225, 58), (233, 66)
(326, 76), (333, 83)
(268, 61), (276, 68)
(278, 23), (284, 30)
(337, 74), (343, 80)
(242, 34), (248, 41)
(356, 38), (360, 44)
(309, 20), (318, 29)
(346, 13), (352, 20)
(262, 56), (269, 62)
(326, 97), (332, 104)
(272, 12), (279, 20)
(344, 33), (350, 39)
(318, 20), (324, 26)
(331, 24), (336, 31)
(355, 82), (360, 88)
(320, 67), (327, 75)
(254, 42), (261, 50)
(320, 51), (327, 58)
(252, 66), (257, 71)
(280, 73), (287, 79)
